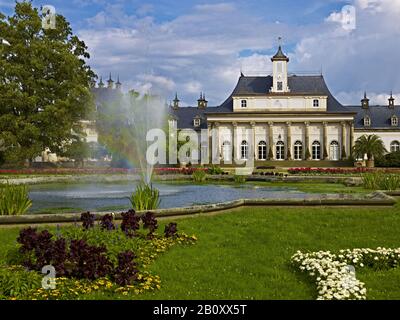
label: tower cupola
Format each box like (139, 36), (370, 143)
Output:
(270, 41), (290, 93)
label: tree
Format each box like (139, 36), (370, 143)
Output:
(353, 135), (387, 163)
(0, 3), (96, 164)
(60, 135), (90, 167)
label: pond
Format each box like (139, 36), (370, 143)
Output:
(27, 181), (319, 214)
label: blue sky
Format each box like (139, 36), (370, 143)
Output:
(1, 0), (400, 106)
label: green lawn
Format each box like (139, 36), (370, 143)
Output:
(2, 201), (400, 299)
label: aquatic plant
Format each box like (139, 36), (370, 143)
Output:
(192, 169), (207, 182)
(129, 183), (160, 211)
(0, 183), (32, 215)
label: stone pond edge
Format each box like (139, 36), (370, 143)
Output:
(0, 191), (395, 225)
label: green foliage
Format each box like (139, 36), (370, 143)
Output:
(362, 173), (400, 191)
(353, 135), (387, 161)
(192, 170), (207, 182)
(0, 183), (32, 215)
(129, 183), (160, 211)
(0, 2), (96, 163)
(207, 165), (224, 175)
(234, 175), (246, 184)
(0, 265), (41, 298)
(60, 135), (90, 166)
(376, 151), (400, 168)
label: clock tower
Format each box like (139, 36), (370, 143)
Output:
(270, 44), (289, 93)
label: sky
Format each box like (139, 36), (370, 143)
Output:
(1, 0), (400, 107)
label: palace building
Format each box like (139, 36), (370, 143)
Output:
(169, 46), (400, 167)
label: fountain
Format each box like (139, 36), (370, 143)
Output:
(96, 90), (168, 185)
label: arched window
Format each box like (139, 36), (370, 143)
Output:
(330, 140), (340, 161)
(390, 141), (400, 153)
(364, 116), (371, 127)
(312, 141), (321, 160)
(258, 141), (267, 160)
(392, 115), (398, 127)
(222, 141), (232, 162)
(276, 141), (285, 160)
(294, 141), (303, 160)
(241, 141), (248, 160)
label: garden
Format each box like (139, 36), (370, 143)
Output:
(0, 210), (196, 299)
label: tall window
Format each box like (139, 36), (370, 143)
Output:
(312, 141), (321, 160)
(222, 141), (232, 162)
(364, 116), (371, 127)
(277, 82), (283, 91)
(241, 141), (248, 160)
(276, 141), (285, 160)
(392, 116), (398, 127)
(330, 141), (340, 161)
(313, 99), (319, 107)
(390, 141), (400, 152)
(258, 141), (267, 160)
(294, 141), (303, 160)
(241, 100), (247, 108)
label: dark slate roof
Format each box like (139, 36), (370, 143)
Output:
(168, 106), (209, 130)
(208, 74), (351, 113)
(346, 105), (400, 129)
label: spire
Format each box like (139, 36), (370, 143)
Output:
(361, 91), (369, 109)
(107, 73), (114, 89)
(98, 76), (104, 88)
(172, 92), (180, 109)
(389, 91), (395, 108)
(116, 75), (122, 90)
(271, 39), (289, 62)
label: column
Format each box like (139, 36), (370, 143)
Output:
(250, 122), (256, 160)
(212, 122), (220, 164)
(323, 122), (329, 160)
(232, 122), (237, 162)
(268, 121), (274, 160)
(341, 121), (347, 160)
(350, 121), (355, 158)
(305, 122), (311, 160)
(286, 122), (292, 160)
(207, 122), (212, 164)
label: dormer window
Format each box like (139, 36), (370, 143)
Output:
(277, 82), (283, 91)
(313, 99), (319, 107)
(194, 118), (201, 127)
(392, 115), (398, 127)
(241, 100), (247, 108)
(364, 116), (371, 127)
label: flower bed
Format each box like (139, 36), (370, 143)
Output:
(1, 211), (197, 300)
(291, 247), (400, 300)
(287, 167), (400, 176)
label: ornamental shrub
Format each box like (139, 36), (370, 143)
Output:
(121, 209), (140, 238)
(164, 222), (178, 238)
(100, 214), (115, 231)
(81, 211), (95, 230)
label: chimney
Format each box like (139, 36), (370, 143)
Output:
(361, 92), (369, 109)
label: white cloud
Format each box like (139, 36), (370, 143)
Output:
(79, 0), (400, 106)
